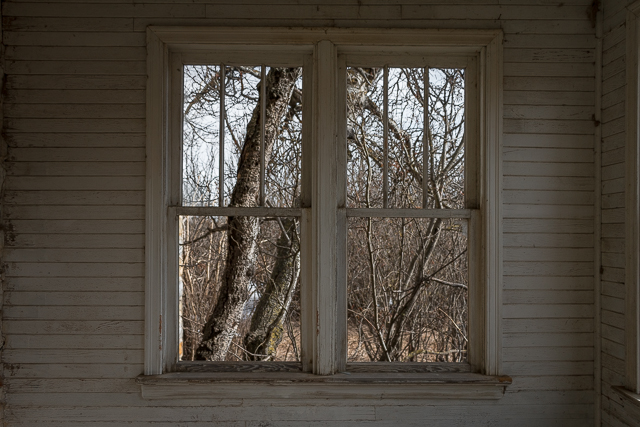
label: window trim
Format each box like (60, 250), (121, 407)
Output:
(144, 27), (504, 387)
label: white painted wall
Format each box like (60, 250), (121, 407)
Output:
(1, 1), (600, 425)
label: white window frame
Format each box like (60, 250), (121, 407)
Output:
(140, 27), (506, 399)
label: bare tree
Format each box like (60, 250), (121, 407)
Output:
(180, 64), (467, 364)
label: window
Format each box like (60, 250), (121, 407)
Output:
(142, 27), (505, 398)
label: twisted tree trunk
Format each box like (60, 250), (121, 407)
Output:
(243, 218), (300, 360)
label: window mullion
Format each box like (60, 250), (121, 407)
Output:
(311, 40), (343, 375)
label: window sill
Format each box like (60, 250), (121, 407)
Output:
(612, 386), (640, 409)
(137, 372), (511, 400)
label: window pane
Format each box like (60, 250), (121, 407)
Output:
(179, 215), (301, 362)
(183, 65), (221, 206)
(347, 217), (468, 362)
(387, 67), (424, 209)
(182, 65), (303, 208)
(346, 67), (384, 208)
(346, 67), (465, 210)
(428, 68), (466, 210)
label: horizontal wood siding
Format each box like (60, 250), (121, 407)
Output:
(600, 0), (638, 426)
(1, 1), (598, 425)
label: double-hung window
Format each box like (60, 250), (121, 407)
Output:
(142, 27), (505, 398)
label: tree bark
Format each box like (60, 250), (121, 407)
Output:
(195, 67), (302, 361)
(243, 218), (300, 360)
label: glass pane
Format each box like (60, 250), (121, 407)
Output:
(346, 67), (465, 210)
(346, 67), (384, 208)
(183, 65), (221, 206)
(182, 65), (303, 208)
(428, 69), (466, 210)
(347, 217), (468, 362)
(388, 67), (424, 209)
(179, 215), (301, 362)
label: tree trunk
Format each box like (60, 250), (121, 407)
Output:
(195, 67), (302, 361)
(243, 218), (300, 360)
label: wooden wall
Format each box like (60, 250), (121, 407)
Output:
(601, 0), (640, 425)
(1, 1), (600, 425)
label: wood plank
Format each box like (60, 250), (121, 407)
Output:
(5, 60), (146, 75)
(502, 361), (593, 376)
(503, 204), (593, 220)
(504, 232), (593, 248)
(4, 306), (144, 321)
(602, 193), (624, 209)
(503, 276), (593, 290)
(505, 376), (593, 391)
(503, 304), (593, 319)
(5, 290), (143, 306)
(3, 31), (145, 46)
(503, 319), (593, 333)
(5, 103), (146, 119)
(6, 277), (143, 292)
(602, 237), (624, 254)
(5, 334), (143, 350)
(503, 346), (593, 362)
(9, 147), (144, 161)
(4, 363), (144, 379)
(7, 162), (144, 177)
(602, 100), (624, 124)
(6, 262), (144, 278)
(5, 404), (374, 422)
(503, 290), (594, 304)
(504, 48), (592, 64)
(504, 76), (593, 92)
(6, 378), (139, 393)
(5, 205), (145, 220)
(503, 332), (593, 348)
(503, 218), (593, 233)
(5, 89), (145, 104)
(602, 208), (624, 224)
(8, 220), (144, 234)
(5, 191), (144, 205)
(503, 119), (594, 135)
(504, 34), (595, 49)
(3, 17), (133, 32)
(5, 248), (144, 263)
(4, 320), (144, 335)
(503, 247), (593, 262)
(503, 147), (593, 162)
(3, 349), (144, 364)
(6, 133), (145, 148)
(504, 62), (594, 77)
(8, 234), (144, 250)
(602, 85), (625, 109)
(504, 105), (593, 120)
(503, 133), (593, 148)
(6, 75), (146, 90)
(6, 118), (144, 133)
(503, 190), (593, 204)
(3, 2), (207, 18)
(5, 176), (144, 191)
(5, 46), (146, 61)
(503, 90), (593, 106)
(504, 176), (594, 191)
